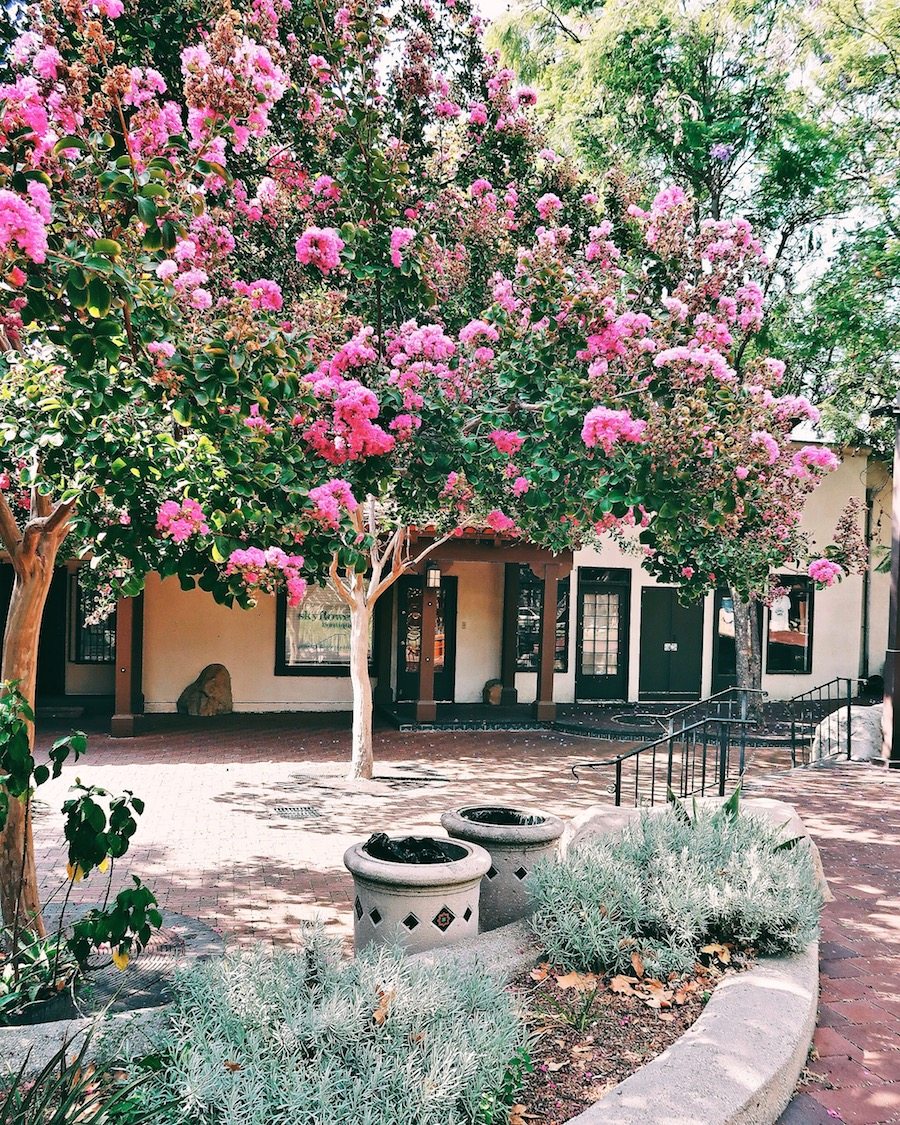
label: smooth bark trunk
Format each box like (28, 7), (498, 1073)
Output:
(731, 590), (763, 722)
(347, 577), (374, 781)
(0, 553), (58, 936)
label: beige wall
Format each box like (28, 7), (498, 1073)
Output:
(140, 451), (890, 711)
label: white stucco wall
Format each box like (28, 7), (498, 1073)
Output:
(139, 451), (890, 712)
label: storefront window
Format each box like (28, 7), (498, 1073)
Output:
(277, 585), (372, 674)
(766, 577), (814, 674)
(516, 566), (570, 672)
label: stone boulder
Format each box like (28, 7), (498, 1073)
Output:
(177, 663), (233, 717)
(811, 703), (882, 763)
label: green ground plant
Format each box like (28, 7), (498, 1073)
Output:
(528, 793), (823, 978)
(105, 927), (527, 1125)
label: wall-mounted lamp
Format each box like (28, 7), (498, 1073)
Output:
(425, 561), (441, 589)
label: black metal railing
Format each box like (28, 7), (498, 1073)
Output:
(663, 687), (768, 735)
(572, 717), (753, 807)
(787, 677), (863, 766)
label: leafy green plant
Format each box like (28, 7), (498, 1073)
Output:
(106, 927), (526, 1125)
(0, 931), (77, 1022)
(0, 1029), (156, 1125)
(529, 798), (823, 978)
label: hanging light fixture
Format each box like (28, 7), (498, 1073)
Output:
(425, 561), (441, 589)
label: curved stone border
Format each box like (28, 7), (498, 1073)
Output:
(0, 911), (223, 1077)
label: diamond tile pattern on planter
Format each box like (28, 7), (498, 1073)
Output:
(441, 806), (565, 931)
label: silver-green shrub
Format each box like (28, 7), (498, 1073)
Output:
(110, 927), (525, 1125)
(528, 805), (823, 978)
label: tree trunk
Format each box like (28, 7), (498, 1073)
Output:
(0, 553), (58, 936)
(347, 575), (374, 782)
(731, 590), (763, 722)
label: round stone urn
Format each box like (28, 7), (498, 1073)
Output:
(343, 834), (492, 954)
(440, 806), (565, 931)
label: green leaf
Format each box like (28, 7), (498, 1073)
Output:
(52, 135), (90, 154)
(92, 238), (122, 256)
(86, 278), (112, 318)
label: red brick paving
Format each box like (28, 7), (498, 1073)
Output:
(749, 763), (900, 1125)
(29, 718), (900, 1122)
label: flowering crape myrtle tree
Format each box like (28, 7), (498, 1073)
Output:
(0, 0), (853, 934)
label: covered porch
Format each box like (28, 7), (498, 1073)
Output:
(371, 531), (574, 724)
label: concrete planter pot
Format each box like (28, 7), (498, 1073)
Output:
(343, 835), (492, 954)
(440, 806), (565, 931)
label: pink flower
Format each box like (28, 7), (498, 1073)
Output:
(486, 509), (516, 532)
(189, 287), (212, 310)
(33, 46), (62, 80)
(459, 319), (499, 346)
(308, 478), (357, 528)
(155, 259), (178, 281)
(156, 498), (209, 542)
(752, 431), (780, 465)
(489, 429), (524, 456)
(233, 277), (283, 311)
(468, 103), (488, 126)
(582, 406), (647, 454)
(735, 466), (750, 480)
(0, 189), (48, 263)
(791, 445), (840, 478)
(808, 558), (844, 587)
(536, 192), (562, 221)
(389, 226), (415, 267)
(244, 402), (274, 434)
(295, 226), (344, 274)
(681, 566), (695, 579)
(226, 546), (307, 606)
(434, 100), (461, 118)
(512, 476), (530, 497)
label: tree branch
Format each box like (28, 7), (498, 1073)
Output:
(0, 493), (22, 560)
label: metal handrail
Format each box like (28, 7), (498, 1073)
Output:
(572, 716), (755, 807)
(664, 687), (768, 734)
(787, 676), (862, 765)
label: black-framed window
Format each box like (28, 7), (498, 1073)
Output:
(69, 573), (116, 664)
(276, 585), (373, 676)
(766, 577), (814, 675)
(516, 565), (570, 673)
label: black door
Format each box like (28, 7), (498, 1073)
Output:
(639, 587), (703, 701)
(396, 577), (457, 702)
(575, 568), (630, 700)
(0, 564), (67, 699)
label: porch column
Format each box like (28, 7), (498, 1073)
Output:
(111, 593), (144, 737)
(372, 588), (393, 708)
(534, 563), (559, 721)
(500, 563), (520, 705)
(415, 585), (438, 722)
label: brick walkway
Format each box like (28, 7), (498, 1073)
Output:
(748, 763), (900, 1125)
(29, 717), (900, 1123)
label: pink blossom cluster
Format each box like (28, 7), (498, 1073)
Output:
(295, 226), (344, 274)
(581, 406), (647, 454)
(489, 429), (524, 456)
(653, 346), (736, 385)
(536, 192), (562, 221)
(386, 321), (461, 410)
(440, 470), (474, 514)
(156, 498), (209, 543)
(308, 478), (357, 528)
(0, 188), (48, 263)
(627, 185), (689, 246)
(486, 509), (516, 532)
(577, 312), (655, 376)
(752, 430), (781, 465)
(303, 373), (394, 465)
(244, 403), (274, 434)
(790, 445), (840, 478)
(808, 558), (844, 587)
(225, 546), (307, 606)
(585, 221), (621, 271)
(459, 319), (499, 346)
(390, 226), (415, 267)
(232, 277), (283, 311)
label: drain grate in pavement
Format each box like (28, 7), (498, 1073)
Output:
(273, 805), (321, 819)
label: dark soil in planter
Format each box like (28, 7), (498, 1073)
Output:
(362, 833), (467, 864)
(460, 807), (546, 827)
(508, 957), (743, 1124)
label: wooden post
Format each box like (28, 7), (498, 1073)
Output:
(111, 593), (143, 737)
(415, 585), (438, 722)
(883, 391), (900, 767)
(500, 563), (520, 705)
(533, 564), (559, 721)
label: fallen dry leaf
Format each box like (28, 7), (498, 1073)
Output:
(530, 963), (550, 982)
(657, 1012), (676, 1023)
(373, 986), (395, 1025)
(223, 1061), (242, 1072)
(609, 974), (636, 994)
(700, 943), (732, 964)
(546, 1060), (568, 1072)
(630, 952), (645, 979)
(555, 970), (598, 991)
